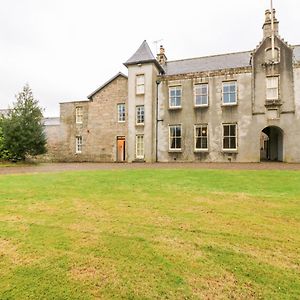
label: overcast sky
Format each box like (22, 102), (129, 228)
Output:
(1, 0), (299, 116)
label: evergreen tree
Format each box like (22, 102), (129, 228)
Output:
(2, 84), (47, 160)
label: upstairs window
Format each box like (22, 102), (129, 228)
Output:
(76, 136), (82, 153)
(223, 124), (237, 150)
(169, 86), (182, 108)
(169, 125), (182, 150)
(195, 125), (208, 150)
(136, 75), (145, 95)
(117, 103), (126, 122)
(136, 105), (145, 125)
(194, 84), (208, 106)
(266, 77), (279, 100)
(75, 107), (83, 124)
(222, 81), (237, 105)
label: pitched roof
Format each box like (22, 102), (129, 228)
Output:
(87, 72), (127, 100)
(165, 51), (252, 76)
(43, 117), (60, 126)
(164, 45), (300, 76)
(124, 40), (164, 73)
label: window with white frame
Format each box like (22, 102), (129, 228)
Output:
(136, 74), (145, 95)
(169, 86), (182, 108)
(75, 107), (83, 124)
(76, 136), (82, 153)
(223, 124), (237, 150)
(136, 135), (144, 159)
(136, 105), (144, 125)
(169, 125), (182, 150)
(195, 125), (208, 150)
(222, 81), (237, 105)
(266, 77), (279, 100)
(194, 84), (208, 106)
(117, 103), (125, 122)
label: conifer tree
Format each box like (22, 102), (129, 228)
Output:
(2, 84), (47, 160)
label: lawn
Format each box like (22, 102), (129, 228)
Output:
(0, 169), (299, 299)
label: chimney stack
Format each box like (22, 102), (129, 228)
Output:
(263, 9), (279, 39)
(157, 45), (167, 65)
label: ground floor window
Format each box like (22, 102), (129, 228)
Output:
(76, 136), (82, 153)
(222, 124), (237, 150)
(136, 135), (144, 159)
(195, 124), (208, 150)
(169, 125), (182, 150)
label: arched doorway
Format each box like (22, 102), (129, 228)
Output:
(260, 126), (283, 161)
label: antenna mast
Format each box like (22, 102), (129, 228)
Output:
(270, 0), (275, 60)
(153, 39), (163, 54)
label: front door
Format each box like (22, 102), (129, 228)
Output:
(117, 137), (126, 162)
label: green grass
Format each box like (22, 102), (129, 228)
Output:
(0, 169), (299, 299)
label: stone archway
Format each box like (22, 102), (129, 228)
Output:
(260, 126), (283, 161)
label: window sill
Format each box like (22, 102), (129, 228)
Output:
(168, 150), (182, 153)
(194, 105), (209, 108)
(221, 103), (238, 107)
(168, 107), (182, 111)
(134, 158), (145, 162)
(135, 123), (144, 127)
(118, 121), (126, 123)
(222, 149), (238, 153)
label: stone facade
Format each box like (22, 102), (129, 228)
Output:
(43, 9), (300, 163)
(45, 73), (128, 162)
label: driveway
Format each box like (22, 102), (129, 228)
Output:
(0, 162), (300, 175)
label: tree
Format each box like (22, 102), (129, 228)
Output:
(2, 84), (47, 160)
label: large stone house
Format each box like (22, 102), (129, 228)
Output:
(44, 9), (300, 163)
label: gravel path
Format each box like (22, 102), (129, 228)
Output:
(0, 162), (300, 175)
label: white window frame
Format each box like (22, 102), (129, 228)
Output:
(169, 86), (182, 108)
(194, 83), (209, 107)
(194, 124), (208, 151)
(136, 74), (145, 95)
(266, 76), (279, 100)
(117, 103), (126, 123)
(136, 105), (145, 125)
(135, 134), (144, 159)
(75, 107), (83, 124)
(76, 136), (82, 154)
(222, 124), (237, 151)
(169, 125), (182, 151)
(222, 81), (237, 105)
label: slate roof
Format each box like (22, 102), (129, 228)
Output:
(124, 40), (164, 73)
(293, 45), (300, 61)
(43, 117), (60, 126)
(87, 72), (127, 100)
(164, 45), (300, 76)
(164, 51), (252, 76)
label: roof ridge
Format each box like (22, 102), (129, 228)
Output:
(167, 50), (252, 64)
(87, 72), (128, 100)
